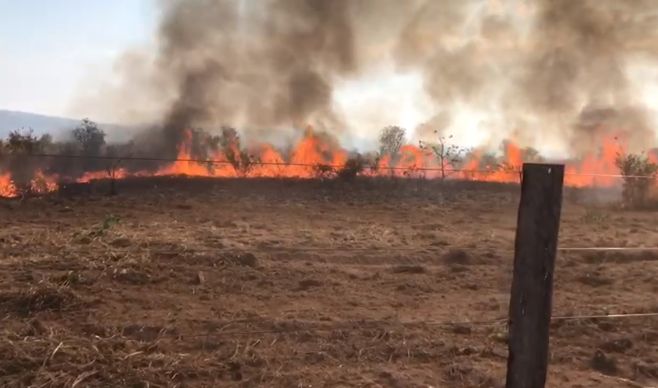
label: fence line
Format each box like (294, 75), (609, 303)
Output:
(116, 311), (658, 339)
(5, 152), (656, 179)
(83, 245), (658, 254)
(559, 246), (658, 251)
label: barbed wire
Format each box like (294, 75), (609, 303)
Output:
(6, 152), (657, 179)
(119, 311), (658, 339)
(58, 243), (658, 256)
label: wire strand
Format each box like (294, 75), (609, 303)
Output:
(8, 152), (657, 179)
(135, 312), (658, 339)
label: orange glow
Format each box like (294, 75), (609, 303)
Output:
(30, 170), (59, 194)
(0, 173), (17, 198)
(0, 170), (58, 198)
(156, 129), (216, 177)
(0, 130), (655, 198)
(78, 168), (129, 183)
(456, 142), (522, 183)
(249, 144), (286, 177)
(649, 151), (658, 165)
(565, 137), (621, 187)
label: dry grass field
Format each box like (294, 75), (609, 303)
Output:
(0, 177), (656, 387)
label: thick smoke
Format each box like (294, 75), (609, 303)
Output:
(86, 0), (658, 157)
(156, 0), (359, 155)
(393, 0), (658, 152)
(514, 0), (658, 153)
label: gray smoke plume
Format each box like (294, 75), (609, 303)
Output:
(392, 0), (658, 153)
(515, 0), (658, 153)
(156, 0), (359, 154)
(83, 0), (658, 157)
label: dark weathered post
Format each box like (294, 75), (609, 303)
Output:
(506, 163), (564, 388)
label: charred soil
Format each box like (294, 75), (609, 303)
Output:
(0, 178), (656, 387)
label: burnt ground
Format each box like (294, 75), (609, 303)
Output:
(0, 177), (657, 387)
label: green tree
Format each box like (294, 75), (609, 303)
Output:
(73, 119), (106, 155)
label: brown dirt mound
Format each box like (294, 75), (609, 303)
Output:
(0, 285), (82, 316)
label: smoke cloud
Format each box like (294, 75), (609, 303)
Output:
(155, 0), (362, 154)
(83, 0), (658, 157)
(513, 0), (658, 153)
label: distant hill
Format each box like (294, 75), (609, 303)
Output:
(0, 110), (133, 141)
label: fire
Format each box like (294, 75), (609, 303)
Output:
(0, 173), (17, 198)
(30, 170), (59, 194)
(0, 169), (58, 198)
(457, 142), (523, 183)
(0, 128), (654, 198)
(287, 127), (346, 177)
(250, 144), (287, 177)
(565, 137), (621, 187)
(156, 129), (219, 177)
(78, 168), (129, 183)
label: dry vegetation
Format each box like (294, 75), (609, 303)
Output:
(0, 177), (657, 387)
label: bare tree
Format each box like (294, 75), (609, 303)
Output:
(421, 133), (467, 180)
(378, 126), (405, 159)
(219, 127), (254, 176)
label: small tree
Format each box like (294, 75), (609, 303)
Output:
(421, 133), (467, 180)
(379, 126), (405, 160)
(219, 127), (254, 176)
(73, 119), (106, 172)
(4, 130), (44, 195)
(7, 129), (40, 154)
(615, 152), (658, 208)
(73, 119), (106, 155)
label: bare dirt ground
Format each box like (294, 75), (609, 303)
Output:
(0, 178), (656, 387)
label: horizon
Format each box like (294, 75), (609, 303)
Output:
(0, 0), (157, 117)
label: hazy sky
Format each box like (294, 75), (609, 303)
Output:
(0, 0), (157, 117)
(0, 0), (434, 144)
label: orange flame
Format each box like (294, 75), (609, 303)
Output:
(78, 168), (129, 183)
(0, 129), (654, 198)
(0, 170), (58, 198)
(0, 173), (17, 198)
(30, 170), (59, 194)
(565, 137), (621, 187)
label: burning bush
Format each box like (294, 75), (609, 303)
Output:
(2, 130), (53, 196)
(614, 152), (658, 208)
(313, 163), (336, 180)
(337, 155), (366, 181)
(217, 127), (256, 176)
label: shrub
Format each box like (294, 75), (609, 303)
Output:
(337, 156), (365, 181)
(219, 127), (254, 176)
(4, 130), (45, 195)
(614, 152), (658, 208)
(313, 163), (335, 179)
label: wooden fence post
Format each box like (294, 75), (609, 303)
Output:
(506, 163), (564, 388)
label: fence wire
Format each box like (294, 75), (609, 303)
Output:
(5, 152), (656, 179)
(113, 312), (658, 340)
